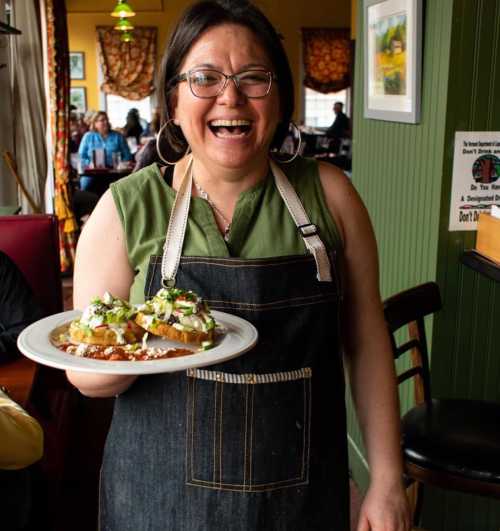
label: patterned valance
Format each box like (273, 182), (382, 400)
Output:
(302, 28), (352, 94)
(96, 26), (157, 100)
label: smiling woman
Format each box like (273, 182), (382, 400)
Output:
(67, 1), (410, 530)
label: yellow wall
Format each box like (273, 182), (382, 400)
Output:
(67, 0), (351, 118)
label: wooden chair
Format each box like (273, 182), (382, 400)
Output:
(383, 282), (500, 524)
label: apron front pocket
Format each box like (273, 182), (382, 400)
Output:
(185, 367), (312, 493)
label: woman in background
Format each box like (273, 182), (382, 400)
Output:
(78, 111), (131, 192)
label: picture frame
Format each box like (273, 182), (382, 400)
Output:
(70, 51), (85, 80)
(363, 0), (422, 123)
(70, 87), (87, 112)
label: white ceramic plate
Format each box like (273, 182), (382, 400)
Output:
(17, 310), (258, 375)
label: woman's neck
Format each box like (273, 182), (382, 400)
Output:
(171, 154), (269, 227)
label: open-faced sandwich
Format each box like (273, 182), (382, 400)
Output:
(69, 292), (146, 346)
(135, 287), (216, 347)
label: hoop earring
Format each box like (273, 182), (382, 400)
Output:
(156, 119), (190, 165)
(271, 121), (302, 164)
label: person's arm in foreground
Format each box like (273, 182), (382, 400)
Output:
(65, 191), (137, 397)
(0, 388), (43, 470)
(319, 163), (410, 531)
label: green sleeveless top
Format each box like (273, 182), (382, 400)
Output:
(111, 156), (342, 304)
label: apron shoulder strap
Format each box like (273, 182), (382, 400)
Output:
(161, 157), (332, 286)
(270, 161), (332, 282)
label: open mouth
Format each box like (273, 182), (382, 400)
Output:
(208, 119), (252, 138)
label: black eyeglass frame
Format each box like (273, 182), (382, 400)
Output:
(171, 68), (278, 99)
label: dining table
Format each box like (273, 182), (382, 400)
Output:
(79, 167), (132, 196)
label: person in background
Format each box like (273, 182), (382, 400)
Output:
(68, 1), (410, 529)
(0, 388), (43, 470)
(123, 108), (144, 147)
(0, 250), (44, 530)
(78, 111), (132, 192)
(0, 251), (44, 363)
(133, 108), (175, 171)
(326, 101), (350, 154)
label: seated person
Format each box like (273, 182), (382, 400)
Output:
(0, 251), (44, 530)
(0, 388), (43, 470)
(325, 101), (350, 154)
(0, 251), (44, 363)
(78, 111), (132, 194)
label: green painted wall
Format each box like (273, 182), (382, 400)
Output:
(423, 1), (500, 529)
(347, 0), (453, 490)
(348, 0), (500, 529)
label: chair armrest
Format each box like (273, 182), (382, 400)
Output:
(0, 357), (37, 408)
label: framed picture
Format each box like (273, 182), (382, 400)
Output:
(70, 51), (85, 80)
(70, 87), (87, 112)
(363, 0), (422, 123)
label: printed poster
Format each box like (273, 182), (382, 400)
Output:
(449, 131), (500, 231)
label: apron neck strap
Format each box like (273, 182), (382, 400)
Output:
(161, 157), (332, 286)
(269, 160), (332, 282)
(161, 155), (194, 286)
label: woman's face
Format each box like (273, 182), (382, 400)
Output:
(171, 23), (281, 174)
(95, 115), (110, 135)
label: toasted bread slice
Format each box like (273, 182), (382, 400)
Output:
(69, 319), (145, 346)
(135, 312), (213, 345)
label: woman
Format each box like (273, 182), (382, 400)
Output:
(78, 111), (131, 192)
(68, 1), (410, 529)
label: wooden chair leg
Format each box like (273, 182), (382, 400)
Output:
(405, 480), (424, 527)
(413, 481), (424, 527)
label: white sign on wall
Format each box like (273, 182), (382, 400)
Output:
(449, 131), (500, 231)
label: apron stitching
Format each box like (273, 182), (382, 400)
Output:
(302, 378), (307, 480)
(213, 381), (218, 484)
(191, 378), (197, 483)
(243, 384), (249, 491)
(188, 476), (305, 488)
(206, 293), (335, 307)
(306, 377), (312, 483)
(151, 256), (320, 268)
(185, 376), (190, 484)
(219, 384), (224, 489)
(185, 480), (309, 493)
(209, 299), (336, 312)
(249, 385), (254, 489)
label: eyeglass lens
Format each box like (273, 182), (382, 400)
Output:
(188, 70), (272, 98)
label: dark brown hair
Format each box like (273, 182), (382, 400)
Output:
(157, 0), (294, 155)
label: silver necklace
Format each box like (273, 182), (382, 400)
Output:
(193, 178), (231, 241)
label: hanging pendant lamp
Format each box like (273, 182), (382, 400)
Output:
(120, 31), (134, 43)
(111, 0), (136, 18)
(114, 17), (134, 32)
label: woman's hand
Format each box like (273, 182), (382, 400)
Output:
(357, 478), (411, 531)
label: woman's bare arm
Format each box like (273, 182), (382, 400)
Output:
(319, 163), (410, 530)
(66, 190), (138, 397)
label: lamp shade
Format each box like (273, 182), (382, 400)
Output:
(120, 31), (134, 43)
(114, 18), (134, 32)
(111, 1), (136, 18)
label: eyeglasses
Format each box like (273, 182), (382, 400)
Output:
(172, 68), (277, 99)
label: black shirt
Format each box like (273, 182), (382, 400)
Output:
(0, 251), (43, 362)
(326, 112), (350, 139)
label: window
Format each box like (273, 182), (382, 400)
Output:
(105, 94), (152, 131)
(303, 87), (349, 128)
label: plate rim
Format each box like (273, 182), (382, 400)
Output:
(17, 309), (258, 375)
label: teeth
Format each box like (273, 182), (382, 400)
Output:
(210, 119), (251, 127)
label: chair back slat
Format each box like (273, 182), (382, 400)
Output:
(384, 282), (440, 406)
(384, 282), (441, 333)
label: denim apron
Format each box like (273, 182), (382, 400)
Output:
(100, 159), (350, 530)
